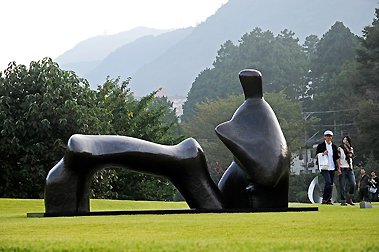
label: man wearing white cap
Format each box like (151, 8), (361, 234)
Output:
(316, 130), (340, 204)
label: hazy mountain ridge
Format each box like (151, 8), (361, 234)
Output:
(55, 27), (170, 76)
(56, 0), (379, 96)
(85, 27), (194, 87)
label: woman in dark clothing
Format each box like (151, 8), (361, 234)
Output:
(368, 170), (379, 202)
(337, 136), (355, 206)
(357, 168), (370, 202)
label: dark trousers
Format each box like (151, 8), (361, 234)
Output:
(359, 188), (369, 201)
(369, 190), (378, 202)
(321, 170), (335, 202)
(338, 168), (355, 201)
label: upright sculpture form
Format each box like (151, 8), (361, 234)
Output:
(217, 69), (289, 209)
(44, 69), (290, 214)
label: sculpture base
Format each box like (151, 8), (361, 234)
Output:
(27, 207), (318, 218)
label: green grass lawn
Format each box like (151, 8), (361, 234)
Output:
(1, 199), (378, 251)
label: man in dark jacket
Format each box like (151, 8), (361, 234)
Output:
(316, 130), (339, 205)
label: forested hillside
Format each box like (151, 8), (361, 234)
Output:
(183, 9), (379, 176)
(130, 0), (377, 96)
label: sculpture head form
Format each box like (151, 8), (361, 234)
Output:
(239, 69), (263, 99)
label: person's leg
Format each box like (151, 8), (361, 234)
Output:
(329, 170), (335, 202)
(321, 170), (332, 203)
(346, 170), (356, 205)
(339, 169), (346, 205)
(369, 192), (374, 202)
(363, 188), (369, 201)
(358, 188), (367, 202)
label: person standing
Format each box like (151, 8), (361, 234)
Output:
(316, 130), (339, 205)
(357, 168), (370, 202)
(337, 136), (355, 206)
(368, 170), (379, 202)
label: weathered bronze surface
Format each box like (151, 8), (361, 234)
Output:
(44, 69), (289, 214)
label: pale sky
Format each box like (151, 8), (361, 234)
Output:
(0, 0), (228, 71)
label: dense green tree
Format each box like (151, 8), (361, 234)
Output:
(97, 82), (183, 200)
(298, 35), (319, 104)
(300, 22), (362, 157)
(305, 61), (360, 145)
(303, 35), (319, 58)
(355, 6), (379, 100)
(0, 58), (104, 198)
(354, 7), (379, 160)
(0, 59), (183, 200)
(354, 99), (379, 161)
(182, 28), (308, 122)
(307, 21), (360, 109)
(87, 77), (183, 200)
(310, 22), (359, 77)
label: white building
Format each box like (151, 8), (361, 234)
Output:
(291, 147), (319, 175)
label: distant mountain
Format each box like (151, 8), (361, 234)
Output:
(56, 0), (378, 96)
(85, 27), (194, 87)
(129, 0), (378, 96)
(55, 27), (170, 77)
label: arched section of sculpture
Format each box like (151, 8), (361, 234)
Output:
(45, 136), (224, 213)
(44, 69), (290, 214)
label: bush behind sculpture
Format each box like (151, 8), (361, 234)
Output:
(0, 58), (181, 199)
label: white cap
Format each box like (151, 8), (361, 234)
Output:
(324, 130), (333, 136)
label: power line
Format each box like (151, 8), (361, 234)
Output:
(302, 108), (358, 120)
(313, 123), (356, 127)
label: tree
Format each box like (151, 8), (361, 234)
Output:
(182, 28), (308, 122)
(353, 7), (379, 160)
(102, 89), (183, 201)
(89, 77), (184, 200)
(303, 35), (319, 58)
(301, 22), (362, 152)
(356, 7), (379, 101)
(0, 58), (104, 198)
(354, 99), (379, 161)
(0, 59), (184, 200)
(307, 21), (360, 109)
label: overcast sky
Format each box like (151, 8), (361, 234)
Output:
(0, 0), (228, 71)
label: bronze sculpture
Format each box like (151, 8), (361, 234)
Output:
(217, 69), (289, 209)
(44, 69), (289, 214)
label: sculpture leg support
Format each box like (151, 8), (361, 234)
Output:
(245, 170), (289, 208)
(45, 158), (96, 213)
(219, 161), (288, 209)
(45, 135), (224, 214)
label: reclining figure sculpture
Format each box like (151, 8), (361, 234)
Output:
(45, 69), (290, 214)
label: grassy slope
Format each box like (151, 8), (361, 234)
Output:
(0, 199), (378, 251)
